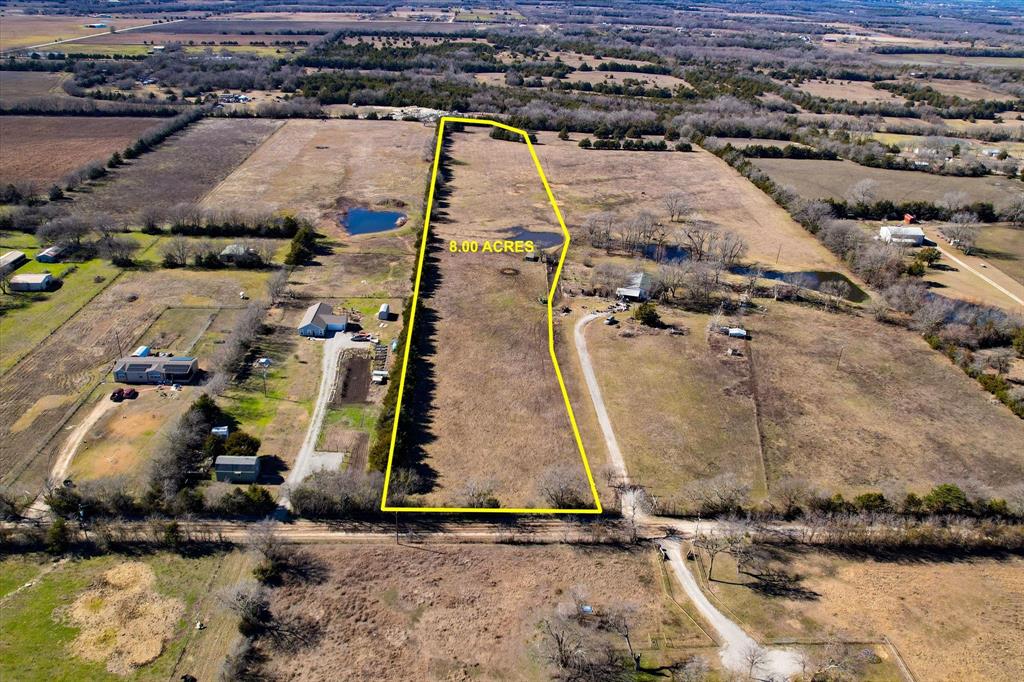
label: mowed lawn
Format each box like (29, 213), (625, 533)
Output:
(0, 116), (162, 187)
(0, 551), (248, 682)
(978, 223), (1024, 286)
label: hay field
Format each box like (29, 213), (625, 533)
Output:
(536, 132), (845, 271)
(700, 548), (1024, 682)
(978, 223), (1024, 285)
(0, 12), (153, 51)
(72, 118), (282, 220)
(584, 308), (765, 506)
(0, 266), (273, 493)
(0, 70), (70, 102)
(0, 551), (248, 681)
(750, 302), (1024, 493)
(0, 116), (160, 186)
(258, 544), (711, 681)
(567, 70), (691, 89)
(201, 119), (430, 229)
(393, 127), (593, 509)
(796, 79), (902, 103)
(752, 158), (1024, 210)
(911, 78), (1019, 102)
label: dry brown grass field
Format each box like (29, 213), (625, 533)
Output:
(0, 267), (273, 492)
(749, 302), (1024, 493)
(752, 158), (1024, 210)
(392, 127), (594, 509)
(536, 132), (845, 272)
(0, 70), (70, 102)
(909, 78), (1019, 102)
(700, 548), (1024, 682)
(567, 70), (691, 89)
(796, 79), (903, 103)
(258, 544), (713, 681)
(201, 119), (430, 229)
(0, 116), (161, 186)
(978, 223), (1024, 286)
(71, 118), (282, 220)
(0, 12), (153, 50)
(583, 308), (765, 506)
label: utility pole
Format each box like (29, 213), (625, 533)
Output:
(836, 346), (844, 369)
(113, 329), (124, 358)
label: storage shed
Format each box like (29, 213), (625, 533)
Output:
(36, 246), (64, 263)
(0, 250), (27, 273)
(214, 455), (261, 483)
(879, 225), (925, 246)
(377, 303), (391, 320)
(9, 273), (53, 292)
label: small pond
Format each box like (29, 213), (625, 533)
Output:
(342, 208), (406, 235)
(730, 267), (868, 302)
(504, 226), (564, 249)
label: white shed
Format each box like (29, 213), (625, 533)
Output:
(377, 303), (391, 320)
(879, 225), (925, 246)
(9, 273), (53, 292)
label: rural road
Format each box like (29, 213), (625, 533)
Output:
(8, 19), (184, 54)
(280, 333), (362, 508)
(574, 310), (802, 679)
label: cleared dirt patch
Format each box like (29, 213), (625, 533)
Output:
(258, 544), (710, 681)
(0, 116), (161, 187)
(66, 561), (184, 676)
(332, 352), (370, 405)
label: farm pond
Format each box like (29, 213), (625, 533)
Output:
(342, 208), (407, 235)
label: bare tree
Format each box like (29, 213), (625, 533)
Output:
(664, 193), (692, 222)
(221, 580), (272, 636)
(939, 190), (969, 212)
(742, 643), (767, 680)
(713, 230), (747, 268)
(618, 485), (654, 543)
(678, 222), (718, 261)
(1001, 195), (1024, 228)
(656, 262), (689, 300)
(946, 212), (979, 254)
(819, 280), (851, 310)
(161, 236), (192, 267)
(845, 179), (877, 206)
(604, 606), (642, 671)
(36, 215), (92, 247)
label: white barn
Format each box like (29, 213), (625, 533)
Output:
(616, 272), (654, 301)
(879, 225), (925, 246)
(298, 302), (349, 337)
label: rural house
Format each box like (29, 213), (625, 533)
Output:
(112, 356), (199, 384)
(616, 272), (654, 301)
(220, 243), (258, 263)
(0, 250), (27, 273)
(214, 455), (261, 483)
(9, 273), (54, 292)
(879, 225), (925, 246)
(298, 302), (349, 337)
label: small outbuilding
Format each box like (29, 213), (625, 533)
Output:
(298, 302), (349, 337)
(377, 303), (391, 320)
(879, 225), (925, 246)
(211, 426), (230, 438)
(36, 246), (64, 263)
(616, 272), (654, 301)
(112, 356), (198, 384)
(371, 370), (388, 384)
(214, 455), (261, 483)
(727, 327), (748, 339)
(0, 250), (27, 273)
(9, 273), (53, 292)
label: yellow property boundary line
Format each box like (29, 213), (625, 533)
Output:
(380, 116), (603, 514)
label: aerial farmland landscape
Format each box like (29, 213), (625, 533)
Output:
(1, 1), (1023, 681)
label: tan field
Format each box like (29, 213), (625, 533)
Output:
(390, 126), (594, 509)
(752, 157), (1024, 210)
(700, 548), (1024, 682)
(567, 69), (691, 90)
(202, 119), (431, 230)
(796, 79), (903, 103)
(978, 223), (1024, 286)
(0, 116), (161, 186)
(536, 132), (847, 272)
(750, 302), (1024, 493)
(258, 544), (713, 681)
(0, 70), (70, 102)
(911, 78), (1019, 102)
(0, 12), (153, 51)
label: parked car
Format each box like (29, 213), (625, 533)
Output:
(110, 388), (125, 402)
(124, 388), (139, 399)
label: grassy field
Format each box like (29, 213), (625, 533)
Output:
(537, 132), (848, 272)
(749, 302), (1024, 494)
(796, 79), (903, 103)
(393, 127), (593, 509)
(691, 546), (1024, 681)
(0, 265), (273, 493)
(0, 116), (162, 187)
(201, 119), (431, 230)
(71, 118), (283, 221)
(0, 12), (153, 51)
(0, 71), (70, 102)
(566, 70), (691, 90)
(752, 158), (1024, 210)
(977, 223), (1024, 286)
(583, 307), (765, 506)
(257, 544), (714, 680)
(0, 551), (247, 681)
